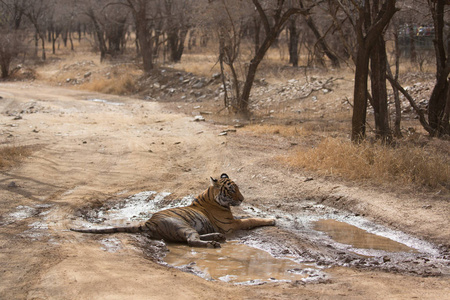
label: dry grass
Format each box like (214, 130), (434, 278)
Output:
(243, 124), (310, 137)
(0, 145), (32, 169)
(172, 54), (220, 77)
(82, 73), (137, 95)
(284, 137), (450, 191)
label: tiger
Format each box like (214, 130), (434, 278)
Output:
(70, 173), (276, 248)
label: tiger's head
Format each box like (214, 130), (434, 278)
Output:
(210, 173), (244, 207)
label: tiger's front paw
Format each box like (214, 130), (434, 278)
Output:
(206, 241), (222, 248)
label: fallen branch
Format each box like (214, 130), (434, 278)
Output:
(298, 77), (342, 99)
(386, 74), (434, 134)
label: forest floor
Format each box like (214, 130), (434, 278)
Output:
(0, 53), (449, 299)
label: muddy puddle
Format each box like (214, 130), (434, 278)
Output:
(70, 191), (450, 282)
(313, 219), (416, 253)
(87, 98), (124, 106)
(164, 241), (319, 284)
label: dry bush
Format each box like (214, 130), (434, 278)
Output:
(83, 74), (137, 95)
(284, 137), (450, 191)
(0, 145), (32, 169)
(172, 54), (219, 77)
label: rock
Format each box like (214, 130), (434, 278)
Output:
(7, 181), (17, 188)
(84, 71), (92, 78)
(193, 115), (205, 122)
(212, 73), (221, 79)
(193, 82), (204, 89)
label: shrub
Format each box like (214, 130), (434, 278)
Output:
(284, 137), (450, 191)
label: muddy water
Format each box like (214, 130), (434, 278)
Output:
(164, 241), (315, 283)
(72, 191), (447, 281)
(313, 219), (416, 253)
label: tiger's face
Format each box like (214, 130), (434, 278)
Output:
(211, 173), (244, 207)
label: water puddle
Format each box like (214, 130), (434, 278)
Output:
(72, 191), (448, 280)
(165, 241), (317, 284)
(313, 219), (416, 253)
(87, 98), (124, 106)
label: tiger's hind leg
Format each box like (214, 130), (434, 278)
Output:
(181, 228), (222, 248)
(149, 217), (222, 248)
(199, 233), (226, 242)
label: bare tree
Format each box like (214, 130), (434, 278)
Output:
(334, 0), (397, 142)
(386, 16), (403, 137)
(427, 0), (450, 136)
(83, 2), (108, 61)
(124, 0), (159, 72)
(164, 0), (192, 62)
(0, 0), (26, 77)
(23, 0), (53, 60)
(287, 15), (300, 67)
(238, 0), (309, 115)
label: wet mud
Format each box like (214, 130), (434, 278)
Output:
(70, 191), (450, 284)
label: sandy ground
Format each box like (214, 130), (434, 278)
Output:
(1, 82), (449, 299)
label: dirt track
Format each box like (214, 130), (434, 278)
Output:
(1, 82), (449, 299)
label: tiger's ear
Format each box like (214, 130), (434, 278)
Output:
(220, 173), (229, 179)
(210, 176), (219, 187)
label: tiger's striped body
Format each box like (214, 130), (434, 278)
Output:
(70, 174), (275, 248)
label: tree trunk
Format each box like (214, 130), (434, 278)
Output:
(428, 0), (450, 136)
(288, 17), (299, 67)
(1, 58), (10, 78)
(168, 29), (188, 62)
(52, 31), (57, 54)
(239, 30), (275, 116)
(69, 31), (74, 51)
(136, 22), (153, 72)
(352, 48), (370, 141)
(40, 32), (46, 60)
(409, 24), (417, 63)
(428, 71), (450, 135)
(34, 32), (39, 57)
(370, 36), (391, 142)
(350, 0), (397, 142)
(253, 17), (261, 55)
(391, 28), (402, 137)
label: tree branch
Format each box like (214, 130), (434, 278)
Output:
(386, 74), (434, 134)
(252, 0), (270, 35)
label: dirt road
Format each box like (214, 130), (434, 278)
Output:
(1, 82), (449, 299)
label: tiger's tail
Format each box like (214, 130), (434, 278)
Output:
(70, 225), (147, 234)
